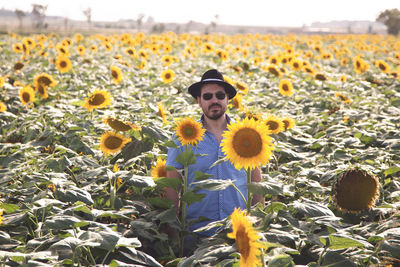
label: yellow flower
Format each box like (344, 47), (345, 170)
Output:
(19, 86), (36, 106)
(279, 79), (293, 96)
(151, 157), (167, 179)
(175, 117), (206, 146)
(314, 72), (327, 81)
(221, 117), (274, 170)
(0, 209), (4, 225)
(229, 93), (243, 110)
(227, 208), (265, 267)
(77, 45), (85, 56)
(56, 56), (72, 73)
(157, 103), (167, 123)
(83, 89), (112, 111)
(202, 42), (214, 54)
(104, 116), (140, 132)
(33, 73), (57, 88)
(340, 75), (347, 82)
(161, 69), (175, 84)
(334, 92), (352, 104)
(35, 83), (49, 99)
(14, 62), (25, 72)
(375, 60), (390, 73)
(266, 65), (281, 77)
(281, 117), (295, 130)
(264, 115), (284, 134)
(235, 81), (249, 94)
(125, 47), (136, 57)
(100, 131), (131, 155)
(161, 55), (173, 66)
(0, 101), (7, 112)
(290, 58), (302, 71)
(0, 77), (4, 88)
(13, 43), (23, 53)
(110, 66), (123, 84)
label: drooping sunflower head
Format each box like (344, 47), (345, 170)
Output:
(227, 208), (265, 267)
(161, 69), (175, 84)
(100, 131), (131, 155)
(34, 73), (57, 88)
(104, 116), (140, 132)
(157, 103), (167, 123)
(235, 81), (249, 94)
(229, 93), (243, 110)
(279, 79), (293, 96)
(19, 86), (36, 106)
(333, 168), (380, 214)
(83, 89), (112, 111)
(266, 65), (281, 77)
(110, 66), (123, 84)
(263, 115), (285, 134)
(314, 72), (327, 81)
(175, 117), (206, 146)
(35, 83), (49, 99)
(14, 62), (25, 72)
(221, 117), (274, 170)
(56, 56), (72, 73)
(281, 117), (295, 130)
(151, 157), (167, 179)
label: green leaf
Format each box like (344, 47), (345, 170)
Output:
(155, 177), (181, 190)
(176, 148), (196, 166)
(191, 179), (233, 191)
(194, 171), (214, 181)
(43, 215), (83, 231)
(384, 166), (400, 177)
(181, 191), (206, 206)
(267, 254), (294, 267)
(320, 234), (365, 250)
(248, 181), (283, 196)
(0, 203), (19, 214)
(55, 185), (94, 205)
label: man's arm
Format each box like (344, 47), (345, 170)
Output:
(251, 167), (265, 206)
(165, 170), (181, 213)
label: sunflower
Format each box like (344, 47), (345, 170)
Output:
(269, 55), (279, 65)
(56, 56), (72, 73)
(333, 169), (379, 214)
(221, 117), (274, 170)
(340, 75), (347, 82)
(138, 49), (149, 60)
(110, 66), (123, 84)
(161, 69), (175, 84)
(77, 45), (85, 56)
(14, 62), (25, 72)
(158, 103), (167, 123)
(161, 55), (173, 66)
(104, 116), (140, 132)
(125, 47), (136, 57)
(303, 66), (315, 75)
(90, 44), (98, 54)
(0, 77), (4, 88)
(175, 117), (205, 146)
(375, 60), (390, 73)
(279, 79), (293, 96)
(100, 131), (131, 155)
(83, 89), (112, 111)
(264, 115), (284, 134)
(151, 157), (167, 179)
(34, 73), (57, 88)
(56, 44), (69, 56)
(202, 42), (214, 54)
(13, 43), (23, 53)
(0, 101), (7, 112)
(229, 93), (243, 110)
(235, 81), (249, 94)
(340, 57), (349, 66)
(19, 86), (36, 106)
(290, 58), (302, 71)
(35, 83), (49, 99)
(136, 60), (147, 70)
(227, 208), (265, 267)
(314, 72), (327, 81)
(266, 65), (281, 77)
(334, 92), (352, 104)
(281, 117), (295, 130)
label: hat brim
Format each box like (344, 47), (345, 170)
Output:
(188, 80), (237, 99)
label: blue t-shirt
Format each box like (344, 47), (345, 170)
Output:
(166, 115), (247, 236)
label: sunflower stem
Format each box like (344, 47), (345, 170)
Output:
(179, 164), (189, 257)
(230, 182), (247, 206)
(246, 168), (252, 213)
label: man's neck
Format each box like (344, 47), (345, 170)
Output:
(202, 114), (227, 132)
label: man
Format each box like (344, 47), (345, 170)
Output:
(165, 69), (263, 237)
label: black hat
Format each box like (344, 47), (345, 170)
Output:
(188, 69), (237, 99)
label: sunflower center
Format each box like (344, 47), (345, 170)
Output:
(89, 94), (106, 105)
(236, 225), (250, 260)
(158, 166), (167, 178)
(38, 85), (45, 95)
(104, 136), (123, 149)
(282, 84), (289, 91)
(183, 126), (195, 138)
(165, 73), (171, 79)
(38, 77), (51, 86)
(60, 61), (67, 68)
(22, 92), (31, 103)
(232, 128), (262, 158)
(266, 121), (279, 131)
(112, 70), (118, 79)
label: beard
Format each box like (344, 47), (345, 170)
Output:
(204, 103), (225, 120)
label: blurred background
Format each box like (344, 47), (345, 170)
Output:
(0, 0), (399, 35)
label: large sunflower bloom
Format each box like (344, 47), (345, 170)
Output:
(100, 131), (131, 155)
(19, 86), (36, 106)
(56, 56), (72, 73)
(221, 117), (274, 170)
(151, 157), (167, 179)
(279, 79), (293, 96)
(175, 117), (206, 146)
(83, 89), (112, 111)
(227, 208), (265, 267)
(110, 66), (123, 84)
(161, 69), (175, 84)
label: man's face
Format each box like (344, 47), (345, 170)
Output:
(197, 83), (228, 120)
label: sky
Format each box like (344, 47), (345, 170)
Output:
(1, 0), (399, 27)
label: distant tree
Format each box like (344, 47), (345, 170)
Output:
(376, 8), (400, 35)
(137, 14), (145, 31)
(31, 4), (47, 29)
(14, 9), (26, 30)
(83, 8), (92, 26)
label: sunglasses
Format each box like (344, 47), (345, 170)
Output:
(202, 92), (226, 100)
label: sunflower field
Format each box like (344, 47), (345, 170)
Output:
(0, 31), (400, 266)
